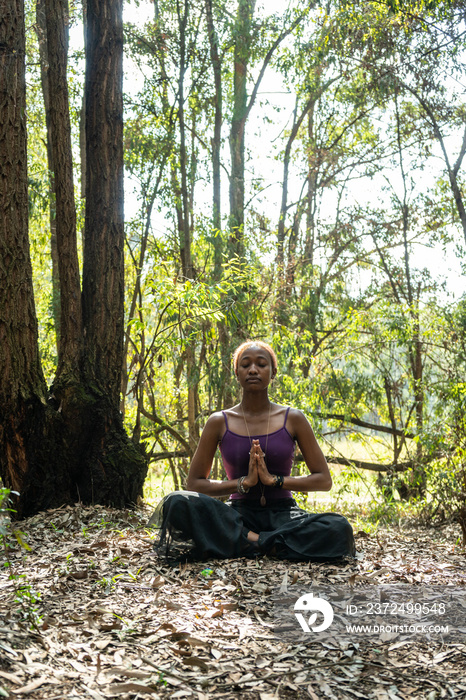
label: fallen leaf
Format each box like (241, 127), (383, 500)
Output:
(105, 682), (156, 695)
(0, 671), (23, 686)
(12, 677), (50, 695)
(182, 657), (209, 671)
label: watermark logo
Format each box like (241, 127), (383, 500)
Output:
(294, 592), (334, 633)
(275, 585), (459, 642)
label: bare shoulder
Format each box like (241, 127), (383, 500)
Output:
(202, 411), (226, 437)
(286, 407), (315, 436)
(221, 403), (241, 417)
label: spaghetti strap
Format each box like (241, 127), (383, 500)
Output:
(222, 411), (229, 430)
(283, 406), (291, 427)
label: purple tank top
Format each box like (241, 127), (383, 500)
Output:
(220, 407), (295, 501)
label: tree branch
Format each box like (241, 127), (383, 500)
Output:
(313, 412), (415, 439)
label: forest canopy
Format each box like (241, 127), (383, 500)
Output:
(1, 0), (466, 519)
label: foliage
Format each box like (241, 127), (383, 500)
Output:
(426, 453), (466, 543)
(20, 0), (466, 511)
(1, 487), (39, 630)
(0, 487), (29, 553)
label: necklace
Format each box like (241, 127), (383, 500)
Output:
(241, 403), (272, 507)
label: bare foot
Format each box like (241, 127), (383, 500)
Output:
(247, 530), (259, 542)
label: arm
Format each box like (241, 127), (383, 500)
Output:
(186, 413), (259, 497)
(257, 408), (332, 492)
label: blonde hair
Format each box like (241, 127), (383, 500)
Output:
(232, 340), (278, 374)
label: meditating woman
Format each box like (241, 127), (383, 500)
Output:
(153, 340), (355, 562)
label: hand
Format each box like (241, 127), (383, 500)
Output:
(243, 439), (260, 490)
(256, 442), (275, 487)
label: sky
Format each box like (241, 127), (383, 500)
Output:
(70, 0), (466, 301)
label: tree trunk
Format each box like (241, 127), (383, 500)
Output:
(44, 0), (82, 382)
(82, 0), (124, 400)
(205, 0), (222, 267)
(0, 0), (70, 516)
(277, 96), (315, 268)
(176, 0), (193, 281)
(401, 81), (466, 246)
(304, 107), (317, 267)
(36, 0), (61, 353)
(76, 0), (147, 504)
(0, 0), (146, 517)
(228, 0), (255, 250)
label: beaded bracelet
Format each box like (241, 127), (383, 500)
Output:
(237, 476), (250, 494)
(273, 475), (284, 489)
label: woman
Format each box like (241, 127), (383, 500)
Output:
(152, 340), (355, 562)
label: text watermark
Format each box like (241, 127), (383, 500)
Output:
(273, 585), (465, 641)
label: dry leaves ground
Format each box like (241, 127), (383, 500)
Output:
(1, 504), (465, 700)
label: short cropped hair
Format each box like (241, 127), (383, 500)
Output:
(232, 340), (278, 374)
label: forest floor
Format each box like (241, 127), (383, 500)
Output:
(1, 503), (465, 700)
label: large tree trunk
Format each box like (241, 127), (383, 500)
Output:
(0, 0), (70, 517)
(83, 0), (125, 402)
(0, 0), (43, 463)
(0, 0), (146, 518)
(77, 0), (146, 503)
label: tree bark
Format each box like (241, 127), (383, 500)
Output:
(82, 0), (125, 402)
(44, 0), (82, 382)
(35, 0), (61, 353)
(76, 0), (147, 504)
(0, 0), (44, 431)
(0, 0), (147, 518)
(228, 0), (254, 249)
(176, 0), (194, 281)
(205, 0), (222, 252)
(0, 0), (70, 516)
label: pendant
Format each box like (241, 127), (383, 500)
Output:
(260, 495), (266, 507)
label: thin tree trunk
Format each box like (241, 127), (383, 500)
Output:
(384, 377), (400, 464)
(305, 107), (317, 267)
(402, 81), (466, 246)
(44, 0), (82, 382)
(277, 95), (315, 267)
(177, 0), (193, 280)
(205, 0), (222, 252)
(395, 96), (425, 489)
(35, 0), (61, 353)
(229, 3), (303, 250)
(229, 0), (255, 249)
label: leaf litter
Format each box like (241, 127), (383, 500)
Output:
(0, 504), (465, 699)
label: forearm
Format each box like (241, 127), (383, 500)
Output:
(186, 475), (241, 497)
(281, 472), (332, 493)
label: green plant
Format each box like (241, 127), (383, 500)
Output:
(425, 451), (466, 544)
(1, 487), (31, 556)
(1, 488), (41, 630)
(14, 581), (43, 631)
(96, 576), (115, 591)
(157, 673), (168, 687)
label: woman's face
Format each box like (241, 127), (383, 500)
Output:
(236, 345), (276, 389)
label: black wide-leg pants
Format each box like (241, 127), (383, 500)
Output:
(151, 491), (355, 563)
